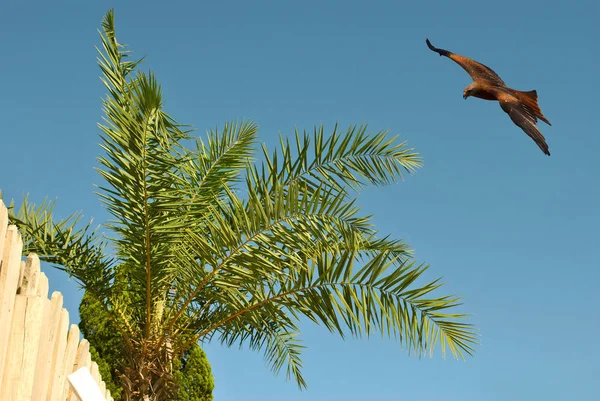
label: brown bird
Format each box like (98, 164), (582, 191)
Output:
(426, 38), (552, 155)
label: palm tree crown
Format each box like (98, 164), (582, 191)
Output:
(9, 9), (476, 400)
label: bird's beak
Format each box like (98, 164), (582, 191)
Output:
(463, 93), (468, 100)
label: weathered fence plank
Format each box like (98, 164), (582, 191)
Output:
(38, 271), (49, 298)
(61, 324), (81, 400)
(0, 225), (24, 393)
(31, 292), (64, 399)
(12, 295), (46, 400)
(68, 339), (91, 401)
(49, 308), (71, 401)
(98, 379), (106, 397)
(20, 253), (41, 295)
(0, 201), (8, 266)
(90, 361), (100, 385)
(1, 293), (27, 399)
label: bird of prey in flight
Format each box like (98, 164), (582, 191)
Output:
(426, 39), (552, 155)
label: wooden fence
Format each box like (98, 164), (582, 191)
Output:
(0, 200), (114, 401)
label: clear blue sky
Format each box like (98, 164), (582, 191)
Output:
(1, 1), (598, 400)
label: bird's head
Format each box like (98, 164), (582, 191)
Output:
(463, 83), (476, 100)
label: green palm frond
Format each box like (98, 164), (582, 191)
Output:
(220, 315), (307, 388)
(196, 249), (474, 362)
(249, 124), (422, 198)
(7, 196), (114, 295)
(188, 121), (258, 204)
(97, 9), (144, 101)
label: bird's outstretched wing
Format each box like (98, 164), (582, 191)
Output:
(426, 39), (506, 86)
(500, 100), (550, 155)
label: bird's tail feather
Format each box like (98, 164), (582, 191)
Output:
(514, 89), (552, 126)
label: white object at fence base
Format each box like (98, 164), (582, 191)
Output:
(68, 367), (107, 401)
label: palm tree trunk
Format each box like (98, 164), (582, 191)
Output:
(119, 338), (175, 401)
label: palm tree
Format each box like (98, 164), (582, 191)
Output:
(8, 9), (476, 401)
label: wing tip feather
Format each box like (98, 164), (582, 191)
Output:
(426, 38), (449, 56)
